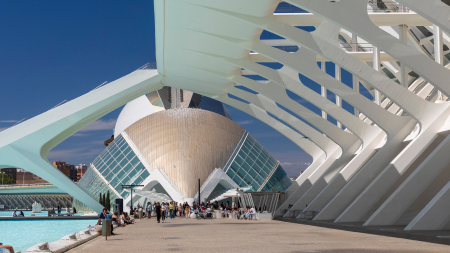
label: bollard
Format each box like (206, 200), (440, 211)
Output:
(139, 209), (143, 219)
(102, 219), (111, 240)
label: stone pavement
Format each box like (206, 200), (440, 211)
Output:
(68, 217), (450, 253)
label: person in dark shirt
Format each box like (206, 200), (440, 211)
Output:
(99, 208), (114, 235)
(155, 202), (162, 223)
(57, 204), (61, 214)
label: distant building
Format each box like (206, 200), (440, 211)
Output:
(53, 162), (78, 182)
(76, 164), (88, 180)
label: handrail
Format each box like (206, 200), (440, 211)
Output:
(340, 43), (377, 52)
(0, 118), (30, 132)
(51, 100), (71, 110)
(367, 0), (409, 13)
(0, 183), (55, 188)
(90, 81), (110, 92)
(275, 1), (409, 14)
(135, 62), (157, 71)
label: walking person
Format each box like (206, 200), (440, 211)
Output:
(57, 204), (61, 214)
(165, 202), (169, 218)
(178, 203), (183, 217)
(161, 202), (166, 223)
(155, 202), (162, 223)
(169, 201), (174, 220)
(147, 202), (152, 219)
(185, 204), (190, 219)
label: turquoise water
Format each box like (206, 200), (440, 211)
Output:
(0, 210), (79, 217)
(0, 219), (97, 252)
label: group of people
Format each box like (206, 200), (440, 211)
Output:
(10, 205), (78, 217)
(224, 206), (256, 220)
(143, 200), (257, 222)
(150, 201), (181, 223)
(11, 210), (24, 217)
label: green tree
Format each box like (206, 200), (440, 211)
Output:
(103, 193), (106, 208)
(0, 172), (15, 184)
(99, 193), (103, 207)
(106, 191), (110, 210)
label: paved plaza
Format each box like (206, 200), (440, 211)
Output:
(67, 217), (450, 253)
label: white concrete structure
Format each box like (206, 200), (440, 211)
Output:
(3, 0), (450, 230)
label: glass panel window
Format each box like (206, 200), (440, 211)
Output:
(248, 152), (257, 162)
(126, 151), (135, 161)
(130, 157), (140, 167)
(240, 145), (250, 154)
(234, 155), (244, 165)
(116, 170), (126, 181)
(140, 170), (150, 179)
(236, 168), (246, 179)
(241, 162), (251, 172)
(123, 146), (132, 156)
(110, 177), (119, 187)
(119, 157), (129, 168)
(116, 153), (125, 163)
(254, 159), (264, 169)
(226, 169), (235, 178)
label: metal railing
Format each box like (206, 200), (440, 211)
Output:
(136, 62), (157, 70)
(275, 2), (307, 13)
(0, 183), (54, 188)
(273, 46), (299, 52)
(340, 43), (375, 52)
(275, 1), (409, 14)
(51, 99), (71, 110)
(90, 81), (110, 92)
(0, 118), (29, 132)
(368, 1), (409, 13)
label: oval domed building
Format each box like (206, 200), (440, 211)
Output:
(74, 88), (292, 210)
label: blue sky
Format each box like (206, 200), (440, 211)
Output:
(0, 1), (371, 177)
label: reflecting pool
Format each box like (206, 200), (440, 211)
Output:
(0, 219), (97, 252)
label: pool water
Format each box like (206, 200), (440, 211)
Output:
(0, 210), (76, 217)
(0, 219), (97, 252)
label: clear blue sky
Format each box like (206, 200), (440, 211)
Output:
(0, 1), (371, 177)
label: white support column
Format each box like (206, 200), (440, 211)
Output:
(335, 64), (342, 128)
(321, 61), (327, 119)
(434, 24), (444, 100)
(399, 24), (408, 88)
(352, 34), (358, 52)
(373, 46), (381, 105)
(353, 76), (360, 117)
(352, 34), (359, 117)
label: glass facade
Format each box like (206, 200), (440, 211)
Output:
(74, 167), (119, 211)
(91, 134), (150, 199)
(224, 134), (292, 192)
(261, 164), (293, 192)
(75, 133), (152, 211)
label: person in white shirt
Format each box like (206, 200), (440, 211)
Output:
(249, 207), (256, 220)
(161, 203), (166, 223)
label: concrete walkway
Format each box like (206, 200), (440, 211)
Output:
(68, 217), (450, 253)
